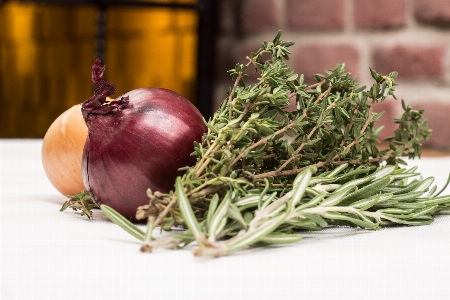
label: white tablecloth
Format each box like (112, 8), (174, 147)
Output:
(2, 139), (450, 300)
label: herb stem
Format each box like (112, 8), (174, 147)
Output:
(276, 91), (333, 173)
(313, 85), (332, 105)
(227, 53), (262, 120)
(229, 124), (294, 171)
(153, 195), (177, 228)
(333, 104), (374, 161)
(306, 79), (326, 91)
(300, 206), (409, 224)
(196, 141), (221, 178)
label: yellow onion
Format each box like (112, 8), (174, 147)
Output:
(41, 104), (88, 195)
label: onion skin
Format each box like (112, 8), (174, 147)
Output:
(82, 60), (206, 220)
(42, 104), (88, 195)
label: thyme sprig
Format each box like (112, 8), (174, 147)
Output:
(60, 191), (97, 219)
(102, 31), (449, 256)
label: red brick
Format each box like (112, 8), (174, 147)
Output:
(412, 101), (450, 151)
(240, 0), (280, 35)
(372, 45), (445, 79)
(286, 0), (345, 31)
(415, 0), (450, 25)
(292, 44), (360, 83)
(218, 0), (234, 34)
(354, 0), (406, 29)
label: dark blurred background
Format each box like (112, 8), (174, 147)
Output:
(2, 0), (450, 152)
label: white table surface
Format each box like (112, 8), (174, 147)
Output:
(2, 139), (450, 300)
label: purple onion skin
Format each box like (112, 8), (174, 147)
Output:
(81, 60), (206, 220)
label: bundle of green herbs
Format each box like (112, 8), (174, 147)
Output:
(99, 32), (450, 257)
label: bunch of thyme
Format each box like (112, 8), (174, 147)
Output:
(100, 32), (450, 257)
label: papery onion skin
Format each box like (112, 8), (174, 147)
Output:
(82, 60), (207, 220)
(42, 104), (88, 195)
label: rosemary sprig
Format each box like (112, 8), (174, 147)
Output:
(102, 31), (449, 257)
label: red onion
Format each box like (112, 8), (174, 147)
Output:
(81, 59), (206, 220)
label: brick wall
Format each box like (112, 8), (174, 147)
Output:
(215, 0), (450, 150)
